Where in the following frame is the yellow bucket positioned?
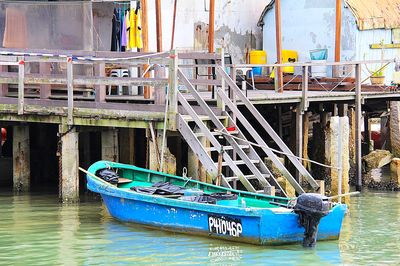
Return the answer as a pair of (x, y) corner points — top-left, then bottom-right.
(249, 50), (267, 76)
(282, 50), (297, 73)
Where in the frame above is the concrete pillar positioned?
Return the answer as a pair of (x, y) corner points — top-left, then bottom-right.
(119, 128), (135, 164)
(390, 101), (400, 157)
(13, 125), (30, 192)
(348, 108), (356, 169)
(148, 128), (176, 174)
(302, 112), (310, 170)
(59, 125), (79, 202)
(330, 116), (350, 205)
(310, 112), (330, 185)
(101, 129), (119, 162)
(188, 128), (207, 182)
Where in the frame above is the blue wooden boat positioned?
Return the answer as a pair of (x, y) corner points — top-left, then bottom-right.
(85, 161), (347, 246)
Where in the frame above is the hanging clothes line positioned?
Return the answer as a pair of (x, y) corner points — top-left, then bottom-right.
(111, 1), (143, 52)
(0, 50), (169, 62)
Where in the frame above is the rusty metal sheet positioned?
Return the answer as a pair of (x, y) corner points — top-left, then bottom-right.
(346, 0), (400, 30)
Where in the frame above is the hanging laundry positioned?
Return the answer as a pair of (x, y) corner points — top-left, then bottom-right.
(135, 5), (143, 49)
(111, 8), (121, 51)
(120, 7), (125, 51)
(125, 10), (130, 50)
(129, 4), (143, 49)
(120, 8), (127, 51)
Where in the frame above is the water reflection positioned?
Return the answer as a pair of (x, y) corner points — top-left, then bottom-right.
(0, 191), (400, 265)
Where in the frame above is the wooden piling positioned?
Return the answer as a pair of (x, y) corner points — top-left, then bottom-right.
(13, 125), (30, 192)
(355, 64), (362, 191)
(59, 124), (79, 202)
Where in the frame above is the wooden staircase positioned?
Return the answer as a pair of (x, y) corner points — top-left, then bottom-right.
(176, 67), (320, 196)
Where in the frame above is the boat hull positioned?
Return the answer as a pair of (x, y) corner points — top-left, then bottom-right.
(87, 170), (347, 246)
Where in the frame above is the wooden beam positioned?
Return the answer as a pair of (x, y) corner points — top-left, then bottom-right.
(67, 59), (74, 125)
(335, 0), (341, 62)
(94, 63), (106, 102)
(141, 0), (149, 52)
(170, 0), (178, 50)
(17, 58), (24, 115)
(208, 0), (215, 53)
(275, 0), (283, 92)
(355, 64), (362, 191)
(155, 0), (162, 52)
(39, 63), (51, 99)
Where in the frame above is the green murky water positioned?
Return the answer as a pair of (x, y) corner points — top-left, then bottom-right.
(0, 191), (399, 265)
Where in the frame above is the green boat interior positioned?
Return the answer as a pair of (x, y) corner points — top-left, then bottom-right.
(98, 166), (290, 209)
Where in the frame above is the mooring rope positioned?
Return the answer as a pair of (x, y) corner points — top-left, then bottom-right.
(214, 129), (342, 170)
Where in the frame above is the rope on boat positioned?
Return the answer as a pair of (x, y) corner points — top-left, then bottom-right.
(214, 129), (341, 170)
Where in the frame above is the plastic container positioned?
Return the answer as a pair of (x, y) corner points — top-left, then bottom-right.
(249, 50), (267, 76)
(282, 50), (298, 73)
(311, 59), (328, 78)
(310, 49), (328, 60)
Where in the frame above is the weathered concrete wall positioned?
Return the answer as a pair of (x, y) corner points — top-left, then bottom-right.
(101, 129), (119, 162)
(330, 116), (350, 204)
(13, 125), (30, 192)
(390, 101), (400, 157)
(59, 125), (79, 202)
(262, 0), (357, 65)
(147, 0), (269, 62)
(93, 0), (269, 63)
(355, 28), (399, 84)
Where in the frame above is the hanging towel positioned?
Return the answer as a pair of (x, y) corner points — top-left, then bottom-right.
(111, 8), (121, 51)
(121, 10), (127, 49)
(129, 6), (143, 49)
(135, 6), (143, 49)
(129, 8), (136, 49)
(125, 10), (130, 50)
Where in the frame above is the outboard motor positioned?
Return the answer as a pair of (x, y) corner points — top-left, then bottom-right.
(294, 193), (330, 248)
(96, 169), (119, 184)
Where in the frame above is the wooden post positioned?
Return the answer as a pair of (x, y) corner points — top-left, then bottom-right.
(355, 64), (362, 191)
(301, 66), (309, 112)
(142, 0), (150, 99)
(275, 0), (283, 93)
(155, 0), (162, 52)
(94, 63), (106, 102)
(141, 0), (149, 52)
(302, 112), (310, 169)
(154, 64), (166, 105)
(0, 65), (8, 97)
(208, 0), (215, 53)
(59, 124), (79, 202)
(170, 0), (178, 50)
(296, 104), (303, 182)
(39, 62), (51, 99)
(13, 125), (30, 192)
(364, 112), (370, 154)
(17, 57), (25, 115)
(335, 0), (342, 63)
(168, 50), (178, 130)
(67, 58), (74, 125)
(216, 147), (223, 186)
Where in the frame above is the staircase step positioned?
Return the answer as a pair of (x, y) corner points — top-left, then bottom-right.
(225, 174), (269, 182)
(181, 115), (227, 122)
(215, 159), (260, 167)
(206, 145), (250, 152)
(194, 130), (239, 137)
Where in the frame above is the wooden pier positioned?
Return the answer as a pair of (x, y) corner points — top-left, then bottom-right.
(0, 48), (398, 201)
